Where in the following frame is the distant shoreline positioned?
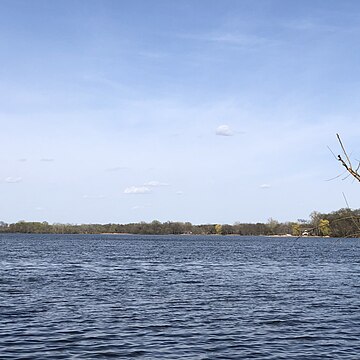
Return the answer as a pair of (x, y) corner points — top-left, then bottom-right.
(0, 232), (335, 239)
(1, 208), (357, 237)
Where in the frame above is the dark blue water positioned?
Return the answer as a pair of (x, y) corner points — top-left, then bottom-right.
(1, 234), (360, 359)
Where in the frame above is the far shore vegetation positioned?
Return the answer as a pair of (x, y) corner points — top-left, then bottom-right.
(1, 207), (360, 237)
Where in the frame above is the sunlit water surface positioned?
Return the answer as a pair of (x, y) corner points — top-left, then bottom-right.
(1, 234), (360, 359)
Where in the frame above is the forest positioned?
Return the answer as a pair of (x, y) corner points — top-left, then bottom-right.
(1, 207), (360, 237)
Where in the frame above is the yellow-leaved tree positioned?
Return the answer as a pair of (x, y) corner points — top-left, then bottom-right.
(215, 224), (223, 235)
(319, 219), (331, 237)
(292, 223), (301, 236)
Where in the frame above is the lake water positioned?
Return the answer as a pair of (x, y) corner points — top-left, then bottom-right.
(1, 234), (360, 359)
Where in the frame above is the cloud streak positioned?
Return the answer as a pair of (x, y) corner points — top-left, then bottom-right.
(106, 166), (129, 172)
(144, 181), (169, 187)
(4, 177), (23, 183)
(180, 32), (273, 48)
(82, 194), (106, 199)
(285, 19), (348, 33)
(124, 181), (169, 195)
(124, 186), (151, 194)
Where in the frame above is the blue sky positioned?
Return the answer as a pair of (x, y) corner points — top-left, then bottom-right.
(2, 0), (360, 225)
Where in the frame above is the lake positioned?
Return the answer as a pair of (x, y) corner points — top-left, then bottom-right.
(1, 234), (360, 359)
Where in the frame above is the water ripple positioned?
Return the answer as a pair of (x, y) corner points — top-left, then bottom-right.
(1, 234), (360, 359)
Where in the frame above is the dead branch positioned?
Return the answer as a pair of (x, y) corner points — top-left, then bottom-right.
(336, 133), (360, 182)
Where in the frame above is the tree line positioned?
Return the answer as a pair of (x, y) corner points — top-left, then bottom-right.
(1, 207), (360, 237)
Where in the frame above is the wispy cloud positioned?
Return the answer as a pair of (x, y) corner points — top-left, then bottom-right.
(208, 33), (266, 46)
(106, 166), (129, 172)
(4, 176), (23, 183)
(82, 194), (106, 199)
(180, 32), (274, 48)
(285, 19), (345, 33)
(81, 74), (128, 91)
(124, 181), (169, 196)
(216, 125), (234, 136)
(40, 158), (55, 162)
(144, 181), (169, 187)
(138, 50), (167, 59)
(132, 205), (145, 210)
(124, 186), (151, 194)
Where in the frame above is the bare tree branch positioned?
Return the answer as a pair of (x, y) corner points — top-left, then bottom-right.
(336, 133), (360, 182)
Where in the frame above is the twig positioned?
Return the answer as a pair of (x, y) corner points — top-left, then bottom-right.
(336, 133), (360, 182)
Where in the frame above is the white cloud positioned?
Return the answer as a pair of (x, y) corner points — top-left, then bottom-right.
(216, 125), (234, 136)
(132, 205), (145, 210)
(40, 158), (55, 162)
(4, 177), (23, 183)
(124, 186), (151, 194)
(144, 181), (169, 187)
(176, 191), (184, 195)
(259, 184), (271, 189)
